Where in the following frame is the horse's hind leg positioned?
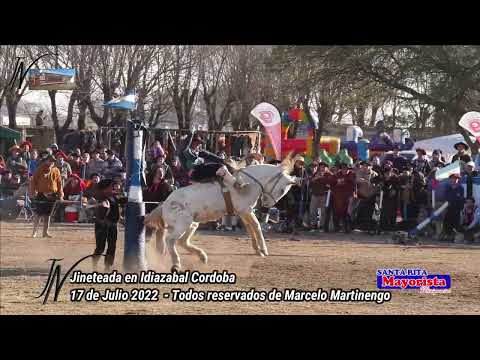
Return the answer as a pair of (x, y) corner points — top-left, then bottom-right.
(240, 215), (260, 253)
(178, 223), (208, 264)
(165, 227), (184, 272)
(155, 228), (167, 256)
(240, 212), (267, 256)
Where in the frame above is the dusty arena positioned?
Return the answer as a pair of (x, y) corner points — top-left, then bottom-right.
(1, 220), (479, 315)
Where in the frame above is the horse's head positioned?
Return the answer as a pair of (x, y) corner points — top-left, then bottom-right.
(260, 153), (302, 208)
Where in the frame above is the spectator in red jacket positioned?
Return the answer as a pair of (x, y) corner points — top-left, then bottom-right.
(331, 163), (356, 232)
(63, 174), (87, 199)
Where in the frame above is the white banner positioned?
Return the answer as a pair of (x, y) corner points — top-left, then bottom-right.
(251, 102), (281, 160)
(458, 111), (480, 141)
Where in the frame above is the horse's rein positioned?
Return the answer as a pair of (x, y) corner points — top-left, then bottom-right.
(237, 168), (284, 204)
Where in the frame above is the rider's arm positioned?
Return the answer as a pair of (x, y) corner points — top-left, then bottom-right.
(198, 150), (225, 164)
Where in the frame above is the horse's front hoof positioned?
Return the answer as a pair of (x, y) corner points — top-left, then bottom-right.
(256, 249), (268, 257)
(171, 265), (181, 273)
(200, 253), (208, 264)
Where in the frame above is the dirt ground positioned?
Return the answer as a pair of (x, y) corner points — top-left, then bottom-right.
(1, 220), (479, 315)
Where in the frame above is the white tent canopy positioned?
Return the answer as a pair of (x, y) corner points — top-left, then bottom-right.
(413, 133), (475, 163)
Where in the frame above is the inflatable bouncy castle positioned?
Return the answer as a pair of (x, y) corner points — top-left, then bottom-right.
(261, 108), (343, 163)
(368, 121), (414, 154)
(340, 125), (369, 161)
(339, 122), (414, 162)
(261, 110), (414, 164)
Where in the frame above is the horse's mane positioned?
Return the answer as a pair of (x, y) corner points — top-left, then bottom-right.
(225, 158), (245, 171)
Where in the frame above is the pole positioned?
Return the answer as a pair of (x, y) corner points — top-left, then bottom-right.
(123, 115), (147, 272)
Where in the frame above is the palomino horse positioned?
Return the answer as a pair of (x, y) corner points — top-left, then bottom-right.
(144, 153), (302, 272)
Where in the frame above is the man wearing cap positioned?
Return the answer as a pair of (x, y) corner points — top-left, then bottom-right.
(50, 144), (59, 156)
(452, 142), (471, 164)
(180, 132), (248, 189)
(151, 152), (174, 186)
(442, 173), (465, 242)
(104, 150), (123, 179)
(7, 145), (27, 176)
(29, 155), (63, 238)
(309, 162), (335, 230)
(88, 150), (106, 178)
(356, 161), (379, 198)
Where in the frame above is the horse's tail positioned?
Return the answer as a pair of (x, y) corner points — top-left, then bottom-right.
(144, 204), (167, 230)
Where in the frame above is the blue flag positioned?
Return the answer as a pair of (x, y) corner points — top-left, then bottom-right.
(103, 90), (136, 110)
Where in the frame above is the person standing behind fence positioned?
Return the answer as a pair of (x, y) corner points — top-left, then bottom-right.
(451, 142), (471, 164)
(462, 197), (480, 243)
(68, 153), (84, 177)
(378, 161), (400, 231)
(55, 152), (72, 187)
(88, 150), (106, 178)
(429, 149), (445, 169)
(442, 173), (465, 242)
(412, 148), (431, 175)
(29, 155), (63, 238)
(331, 163), (356, 232)
(463, 161), (478, 198)
(104, 150), (123, 179)
(143, 167), (174, 240)
(28, 150), (39, 177)
(308, 162), (334, 230)
(171, 156), (191, 188)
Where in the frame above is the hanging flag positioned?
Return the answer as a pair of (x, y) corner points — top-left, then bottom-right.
(435, 160), (461, 181)
(458, 111), (480, 143)
(104, 90), (137, 110)
(251, 102), (282, 161)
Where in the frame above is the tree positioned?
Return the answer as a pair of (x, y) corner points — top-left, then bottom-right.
(167, 45), (202, 130)
(199, 46), (229, 130)
(0, 46), (38, 129)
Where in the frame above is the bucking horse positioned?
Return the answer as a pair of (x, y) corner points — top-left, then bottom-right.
(144, 152), (302, 272)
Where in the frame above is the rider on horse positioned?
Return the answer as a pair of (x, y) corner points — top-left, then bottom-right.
(179, 132), (248, 189)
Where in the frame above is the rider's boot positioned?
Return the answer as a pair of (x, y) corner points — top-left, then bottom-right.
(216, 166), (249, 189)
